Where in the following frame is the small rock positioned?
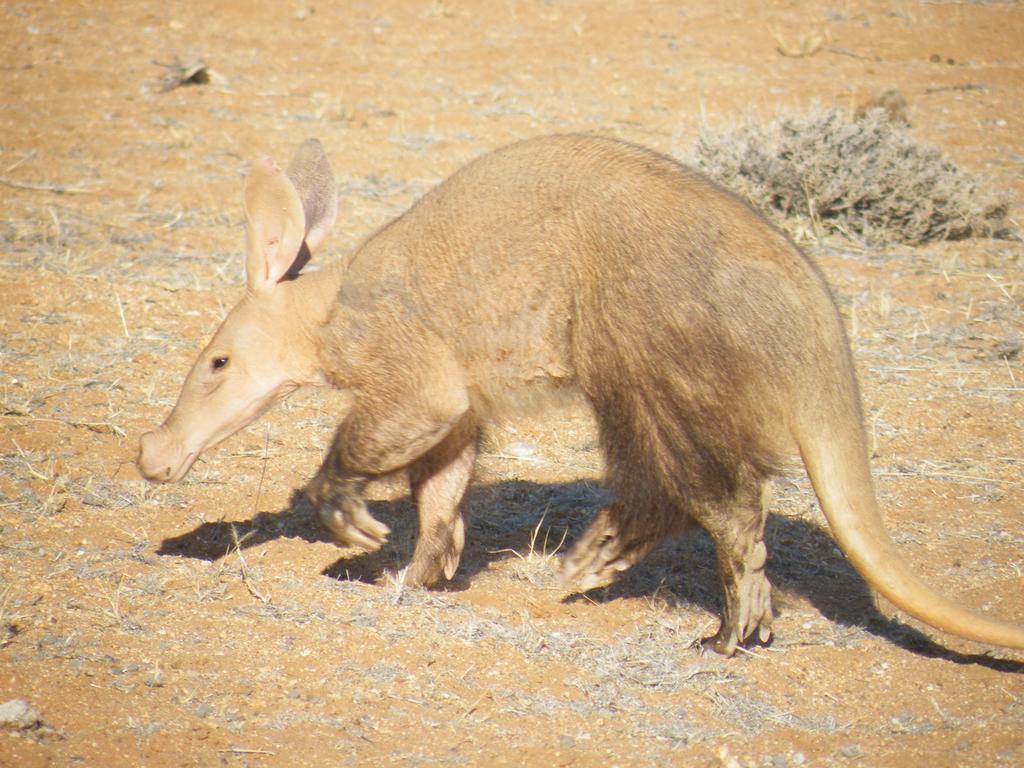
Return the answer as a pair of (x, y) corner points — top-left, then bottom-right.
(0, 699), (42, 731)
(505, 441), (537, 459)
(840, 744), (864, 759)
(715, 746), (741, 768)
(559, 735), (576, 749)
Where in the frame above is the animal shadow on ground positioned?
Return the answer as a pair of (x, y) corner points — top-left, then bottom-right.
(157, 479), (1022, 671)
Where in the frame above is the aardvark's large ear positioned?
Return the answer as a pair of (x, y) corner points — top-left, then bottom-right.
(286, 138), (338, 253)
(244, 156), (307, 294)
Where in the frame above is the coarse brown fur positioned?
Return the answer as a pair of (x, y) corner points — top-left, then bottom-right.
(141, 134), (1024, 656)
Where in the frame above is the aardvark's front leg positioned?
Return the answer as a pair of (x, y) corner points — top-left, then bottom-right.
(306, 470), (389, 551)
(305, 363), (472, 578)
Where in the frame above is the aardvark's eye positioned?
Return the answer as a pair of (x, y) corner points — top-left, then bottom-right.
(211, 356), (230, 371)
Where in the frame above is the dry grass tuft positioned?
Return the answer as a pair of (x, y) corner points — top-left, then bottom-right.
(695, 107), (1014, 246)
(492, 512), (569, 588)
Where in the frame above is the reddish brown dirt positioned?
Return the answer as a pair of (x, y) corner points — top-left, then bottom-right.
(2, 2), (1023, 766)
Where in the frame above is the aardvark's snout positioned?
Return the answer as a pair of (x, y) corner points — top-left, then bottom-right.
(137, 429), (197, 483)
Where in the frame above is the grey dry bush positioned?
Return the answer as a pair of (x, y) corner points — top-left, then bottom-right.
(695, 107), (1013, 246)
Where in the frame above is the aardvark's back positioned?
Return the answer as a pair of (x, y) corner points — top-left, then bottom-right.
(326, 133), (844, 431)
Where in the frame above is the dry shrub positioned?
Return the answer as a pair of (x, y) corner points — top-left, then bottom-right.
(695, 107), (1014, 246)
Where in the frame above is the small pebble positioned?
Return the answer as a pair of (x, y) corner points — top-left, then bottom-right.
(840, 744), (865, 759)
(0, 699), (41, 731)
(505, 441), (537, 458)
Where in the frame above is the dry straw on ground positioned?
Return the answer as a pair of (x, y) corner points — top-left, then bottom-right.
(695, 107), (1014, 247)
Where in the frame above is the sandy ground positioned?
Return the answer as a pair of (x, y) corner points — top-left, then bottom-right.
(1, 1), (1023, 766)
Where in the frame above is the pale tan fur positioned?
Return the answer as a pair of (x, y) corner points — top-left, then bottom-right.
(141, 135), (1024, 656)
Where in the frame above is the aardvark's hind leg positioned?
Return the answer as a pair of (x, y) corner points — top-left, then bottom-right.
(560, 505), (662, 591)
(699, 478), (774, 656)
(560, 428), (686, 592)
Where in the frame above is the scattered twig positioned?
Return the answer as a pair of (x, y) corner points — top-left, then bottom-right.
(481, 452), (601, 473)
(113, 292), (130, 339)
(772, 25), (826, 58)
(0, 177), (102, 195)
(924, 83), (986, 95)
(876, 468), (1003, 485)
(1, 409), (126, 437)
(253, 425), (271, 515)
(3, 151), (36, 174)
(487, 452), (545, 464)
(460, 693), (487, 721)
(230, 524), (270, 604)
(822, 46), (877, 61)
